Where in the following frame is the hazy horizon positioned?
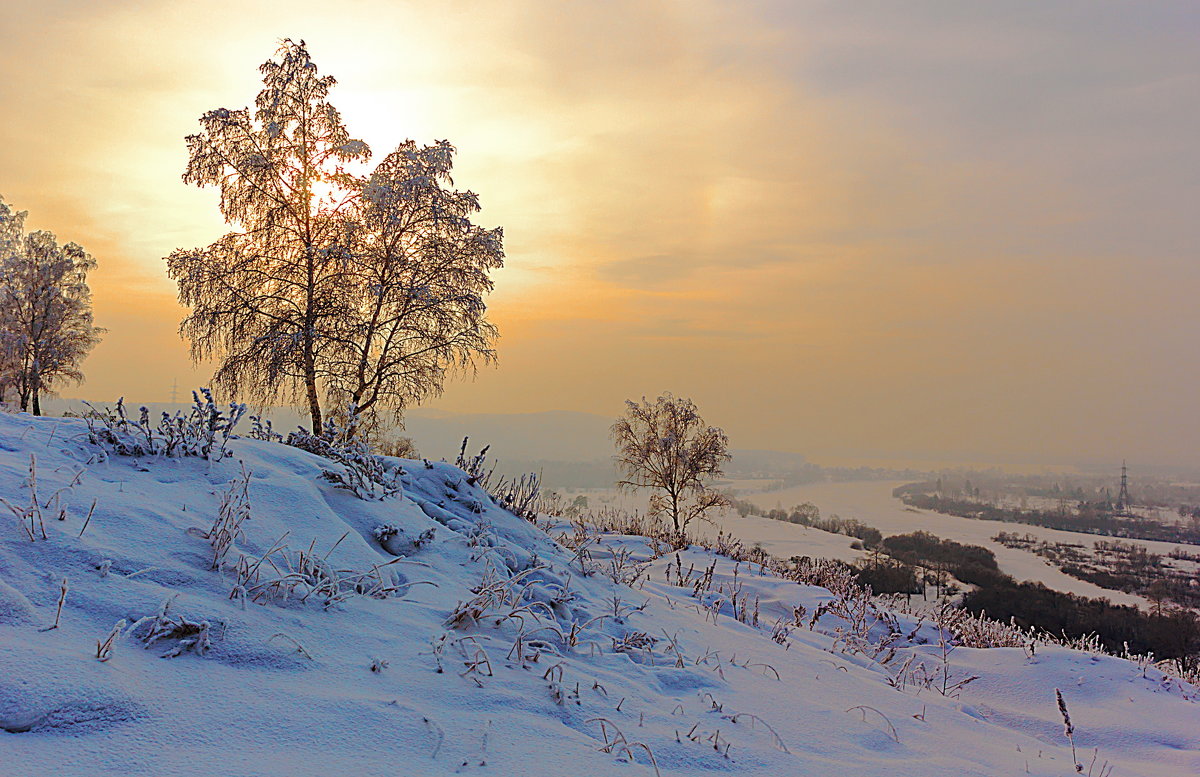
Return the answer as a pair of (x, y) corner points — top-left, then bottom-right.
(2, 1), (1197, 467)
(39, 393), (1179, 479)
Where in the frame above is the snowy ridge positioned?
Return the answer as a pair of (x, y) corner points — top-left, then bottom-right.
(1, 412), (1197, 776)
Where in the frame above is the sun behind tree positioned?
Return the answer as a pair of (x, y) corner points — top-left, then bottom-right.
(167, 39), (503, 435)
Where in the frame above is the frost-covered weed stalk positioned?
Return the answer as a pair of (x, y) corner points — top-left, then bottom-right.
(83, 389), (245, 461)
(190, 463), (252, 569)
(1, 454), (47, 540)
(286, 409), (401, 500)
(130, 596), (212, 658)
(1, 451), (84, 541)
(456, 437), (542, 521)
(95, 619), (126, 662)
(1054, 689), (1115, 776)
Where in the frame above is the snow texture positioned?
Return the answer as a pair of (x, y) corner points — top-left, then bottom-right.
(1, 412), (1197, 776)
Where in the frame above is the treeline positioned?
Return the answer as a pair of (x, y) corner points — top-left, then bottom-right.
(963, 582), (1200, 666)
(909, 472), (1200, 513)
(850, 531), (1007, 597)
(731, 498), (883, 547)
(882, 530), (1200, 665)
(736, 499), (1004, 594)
(752, 495), (1200, 664)
(740, 464), (929, 489)
(879, 531), (1007, 588)
(995, 532), (1200, 611)
(896, 490), (1200, 545)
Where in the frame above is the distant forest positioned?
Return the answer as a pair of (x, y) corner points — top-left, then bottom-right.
(741, 495), (1200, 666)
(895, 486), (1200, 546)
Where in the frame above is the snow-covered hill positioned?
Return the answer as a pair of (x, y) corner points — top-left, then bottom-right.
(1, 411), (1197, 776)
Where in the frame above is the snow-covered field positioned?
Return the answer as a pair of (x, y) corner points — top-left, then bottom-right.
(575, 479), (1192, 609)
(740, 481), (1200, 609)
(3, 412), (1198, 776)
(565, 489), (868, 565)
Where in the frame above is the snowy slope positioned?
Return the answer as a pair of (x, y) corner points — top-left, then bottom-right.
(1, 412), (1197, 777)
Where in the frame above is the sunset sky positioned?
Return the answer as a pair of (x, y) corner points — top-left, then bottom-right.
(0, 1), (1197, 466)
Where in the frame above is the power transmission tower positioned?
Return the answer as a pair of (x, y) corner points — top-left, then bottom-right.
(169, 379), (179, 405)
(1116, 460), (1131, 513)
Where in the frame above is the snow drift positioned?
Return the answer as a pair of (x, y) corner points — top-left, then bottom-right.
(1, 411), (1197, 776)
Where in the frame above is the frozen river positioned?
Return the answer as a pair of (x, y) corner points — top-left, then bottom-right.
(737, 480), (1185, 608)
(572, 480), (1181, 608)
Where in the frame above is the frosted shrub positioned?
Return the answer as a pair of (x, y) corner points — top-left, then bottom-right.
(83, 389), (245, 461)
(286, 410), (400, 500)
(373, 524), (435, 556)
(130, 596), (212, 658)
(456, 438), (495, 488)
(455, 437), (541, 520)
(247, 414), (281, 442)
(492, 472), (541, 521)
(374, 524), (400, 544)
(188, 464), (252, 570)
(444, 565), (554, 630)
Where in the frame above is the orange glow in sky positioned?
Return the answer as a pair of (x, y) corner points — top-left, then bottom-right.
(0, 0), (1197, 465)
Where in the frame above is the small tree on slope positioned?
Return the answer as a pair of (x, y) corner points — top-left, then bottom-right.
(611, 393), (731, 534)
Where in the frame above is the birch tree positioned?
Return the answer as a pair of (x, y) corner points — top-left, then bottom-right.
(0, 196), (23, 404)
(0, 196), (103, 414)
(168, 40), (503, 434)
(611, 393), (732, 534)
(325, 140), (503, 423)
(167, 39), (370, 432)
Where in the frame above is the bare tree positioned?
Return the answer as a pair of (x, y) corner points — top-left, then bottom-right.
(325, 140), (503, 425)
(0, 196), (103, 414)
(611, 393), (731, 534)
(167, 39), (370, 432)
(168, 41), (503, 435)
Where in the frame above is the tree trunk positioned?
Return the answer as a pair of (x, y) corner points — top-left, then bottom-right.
(305, 368), (322, 434)
(670, 490), (680, 534)
(32, 387), (40, 416)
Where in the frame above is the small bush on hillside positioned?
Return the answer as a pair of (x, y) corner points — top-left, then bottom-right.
(83, 389), (245, 461)
(286, 409), (400, 500)
(455, 437), (541, 521)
